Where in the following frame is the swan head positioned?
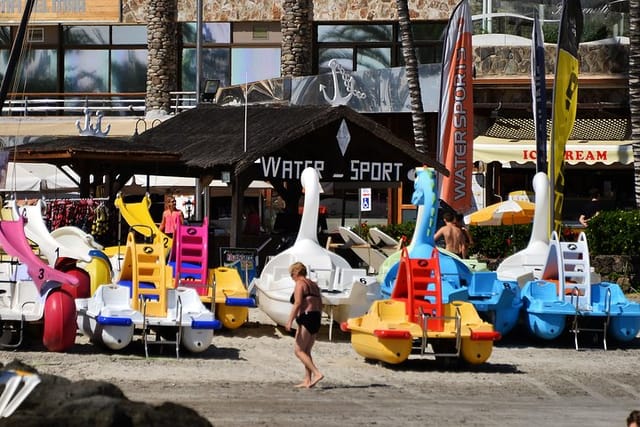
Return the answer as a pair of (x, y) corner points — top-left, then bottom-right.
(300, 167), (320, 190)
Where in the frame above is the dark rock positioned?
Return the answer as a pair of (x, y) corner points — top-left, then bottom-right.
(0, 361), (212, 427)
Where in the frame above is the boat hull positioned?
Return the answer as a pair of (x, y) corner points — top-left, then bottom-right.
(255, 283), (296, 328)
(76, 285), (220, 353)
(345, 300), (499, 366)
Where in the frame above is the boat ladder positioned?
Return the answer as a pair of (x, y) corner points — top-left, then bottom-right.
(140, 294), (183, 359)
(173, 219), (210, 300)
(558, 234), (591, 310)
(418, 305), (462, 358)
(569, 287), (611, 351)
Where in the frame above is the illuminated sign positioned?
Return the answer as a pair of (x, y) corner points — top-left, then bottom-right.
(0, 0), (120, 22)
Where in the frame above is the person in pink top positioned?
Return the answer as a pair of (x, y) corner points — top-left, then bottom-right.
(159, 196), (184, 237)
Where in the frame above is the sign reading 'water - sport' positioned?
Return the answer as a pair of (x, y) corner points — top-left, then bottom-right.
(259, 156), (405, 182)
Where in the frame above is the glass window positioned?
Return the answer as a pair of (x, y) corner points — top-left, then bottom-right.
(64, 49), (109, 92)
(231, 47), (280, 85)
(112, 26), (147, 45)
(111, 49), (147, 92)
(397, 45), (442, 65)
(182, 23), (231, 44)
(0, 50), (7, 81)
(182, 47), (230, 91)
(406, 23), (447, 41)
(18, 49), (58, 92)
(0, 26), (10, 46)
(318, 48), (352, 74)
(317, 24), (392, 42)
(356, 47), (390, 71)
(63, 26), (109, 45)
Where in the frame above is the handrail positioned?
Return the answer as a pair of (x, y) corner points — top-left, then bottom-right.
(1, 92), (199, 116)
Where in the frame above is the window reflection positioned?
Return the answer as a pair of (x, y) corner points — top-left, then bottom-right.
(318, 24), (392, 42)
(316, 23), (444, 72)
(231, 47), (280, 85)
(0, 51), (7, 81)
(182, 23), (231, 44)
(64, 26), (109, 45)
(470, 0), (628, 41)
(111, 50), (147, 92)
(356, 47), (390, 71)
(12, 50), (57, 92)
(182, 47), (230, 91)
(318, 48), (352, 74)
(64, 49), (108, 92)
(0, 26), (10, 46)
(113, 26), (147, 44)
(397, 46), (442, 65)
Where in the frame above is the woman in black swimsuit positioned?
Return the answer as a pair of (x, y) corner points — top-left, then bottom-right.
(286, 262), (324, 388)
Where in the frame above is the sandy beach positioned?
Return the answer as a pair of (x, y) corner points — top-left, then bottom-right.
(1, 308), (639, 426)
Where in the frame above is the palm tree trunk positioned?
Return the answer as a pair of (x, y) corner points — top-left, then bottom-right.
(145, 0), (178, 116)
(281, 0), (313, 77)
(630, 0), (640, 208)
(396, 0), (428, 154)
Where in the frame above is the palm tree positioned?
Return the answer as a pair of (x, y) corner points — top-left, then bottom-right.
(630, 0), (640, 208)
(395, 0), (428, 154)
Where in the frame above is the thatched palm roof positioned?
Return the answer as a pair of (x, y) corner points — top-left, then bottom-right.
(133, 104), (446, 177)
(6, 135), (177, 162)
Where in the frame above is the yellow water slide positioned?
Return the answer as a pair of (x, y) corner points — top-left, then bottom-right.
(105, 194), (172, 258)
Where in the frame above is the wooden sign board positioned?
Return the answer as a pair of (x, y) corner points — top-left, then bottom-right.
(0, 0), (120, 22)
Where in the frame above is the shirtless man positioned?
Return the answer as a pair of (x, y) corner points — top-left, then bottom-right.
(434, 211), (466, 258)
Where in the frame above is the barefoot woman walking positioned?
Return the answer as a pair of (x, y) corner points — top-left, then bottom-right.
(286, 262), (324, 388)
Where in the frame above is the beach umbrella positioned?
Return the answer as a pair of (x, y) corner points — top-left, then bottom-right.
(465, 199), (535, 226)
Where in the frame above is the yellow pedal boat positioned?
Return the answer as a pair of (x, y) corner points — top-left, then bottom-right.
(342, 247), (500, 365)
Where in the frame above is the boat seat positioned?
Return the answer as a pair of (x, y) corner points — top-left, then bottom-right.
(529, 280), (558, 302)
(310, 268), (333, 290)
(272, 266), (291, 281)
(376, 300), (408, 323)
(468, 272), (498, 297)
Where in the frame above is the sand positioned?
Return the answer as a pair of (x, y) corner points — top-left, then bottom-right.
(1, 308), (639, 426)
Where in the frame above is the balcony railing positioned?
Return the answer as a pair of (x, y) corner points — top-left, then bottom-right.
(1, 92), (199, 117)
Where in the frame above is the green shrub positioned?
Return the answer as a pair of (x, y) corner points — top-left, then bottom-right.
(584, 209), (640, 256)
(375, 222), (416, 245)
(372, 222), (533, 259)
(468, 224), (532, 258)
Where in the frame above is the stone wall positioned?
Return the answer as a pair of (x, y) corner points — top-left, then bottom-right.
(592, 255), (640, 292)
(121, 0), (458, 23)
(474, 42), (629, 77)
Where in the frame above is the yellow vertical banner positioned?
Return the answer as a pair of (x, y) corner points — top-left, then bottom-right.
(549, 0), (583, 234)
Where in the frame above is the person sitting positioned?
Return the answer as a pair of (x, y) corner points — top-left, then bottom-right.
(434, 211), (466, 258)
